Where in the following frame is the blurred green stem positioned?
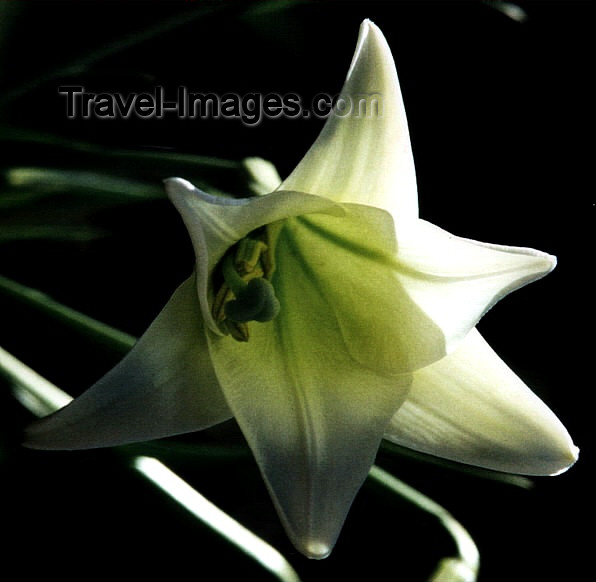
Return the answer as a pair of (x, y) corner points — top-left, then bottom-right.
(369, 465), (480, 582)
(0, 344), (72, 416)
(0, 275), (135, 354)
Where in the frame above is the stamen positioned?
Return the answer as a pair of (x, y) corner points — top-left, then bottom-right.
(212, 231), (281, 342)
(221, 254), (280, 324)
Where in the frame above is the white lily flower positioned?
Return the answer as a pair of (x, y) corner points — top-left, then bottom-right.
(25, 20), (577, 559)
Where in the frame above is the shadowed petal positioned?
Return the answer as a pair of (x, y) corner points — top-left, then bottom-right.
(385, 328), (578, 476)
(396, 220), (556, 353)
(164, 178), (342, 334)
(280, 20), (418, 222)
(25, 275), (232, 449)
(208, 306), (411, 558)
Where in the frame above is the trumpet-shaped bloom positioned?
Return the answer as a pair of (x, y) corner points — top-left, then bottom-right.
(25, 20), (577, 559)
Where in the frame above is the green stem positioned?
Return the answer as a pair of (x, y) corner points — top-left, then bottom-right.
(369, 465), (480, 582)
(0, 275), (135, 354)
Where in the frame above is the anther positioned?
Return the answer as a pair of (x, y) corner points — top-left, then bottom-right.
(221, 253), (280, 324)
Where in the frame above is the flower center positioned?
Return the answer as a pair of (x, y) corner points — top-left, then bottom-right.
(212, 229), (280, 342)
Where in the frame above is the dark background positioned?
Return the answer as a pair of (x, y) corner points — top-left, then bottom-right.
(0, 2), (593, 580)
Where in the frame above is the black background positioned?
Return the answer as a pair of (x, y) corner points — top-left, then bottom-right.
(0, 2), (593, 580)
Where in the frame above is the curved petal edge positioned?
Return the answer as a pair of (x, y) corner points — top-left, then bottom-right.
(24, 276), (232, 450)
(384, 328), (578, 476)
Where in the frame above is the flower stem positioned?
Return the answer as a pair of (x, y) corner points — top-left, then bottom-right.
(369, 465), (480, 582)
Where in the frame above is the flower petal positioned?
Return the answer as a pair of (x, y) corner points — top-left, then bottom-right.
(164, 178), (342, 334)
(384, 328), (578, 476)
(206, 209), (417, 557)
(280, 20), (418, 222)
(208, 323), (411, 559)
(274, 206), (446, 374)
(25, 275), (232, 449)
(396, 219), (556, 354)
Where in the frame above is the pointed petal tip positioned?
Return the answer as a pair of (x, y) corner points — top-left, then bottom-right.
(357, 18), (382, 44)
(386, 329), (579, 478)
(163, 176), (190, 187)
(283, 528), (334, 559)
(163, 176), (195, 197)
(360, 19), (391, 48)
(21, 409), (96, 451)
(535, 249), (557, 277)
(505, 246), (557, 294)
(490, 413), (579, 477)
(164, 177), (202, 209)
(356, 18), (374, 41)
(348, 18), (393, 83)
(547, 442), (579, 477)
(300, 540), (333, 560)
